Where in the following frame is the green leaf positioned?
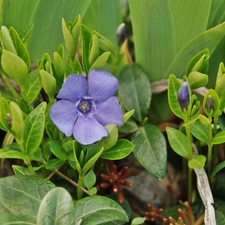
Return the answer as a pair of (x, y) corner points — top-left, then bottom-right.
(0, 148), (28, 160)
(12, 165), (34, 176)
(185, 49), (209, 75)
(129, 0), (176, 81)
(9, 26), (30, 69)
(119, 118), (138, 134)
(0, 97), (10, 131)
(131, 217), (146, 225)
(215, 62), (225, 98)
(23, 102), (46, 154)
(97, 124), (118, 151)
(0, 214), (36, 225)
(1, 49), (28, 86)
(39, 70), (56, 98)
(167, 74), (183, 119)
(37, 187), (75, 225)
(53, 50), (64, 92)
(0, 175), (55, 216)
(21, 70), (42, 103)
(188, 71), (208, 89)
(166, 127), (191, 159)
(81, 24), (92, 74)
(190, 120), (208, 142)
(46, 159), (65, 169)
(47, 140), (68, 160)
(211, 160), (225, 177)
(74, 196), (129, 224)
(101, 139), (134, 160)
(132, 124), (167, 179)
(84, 169), (96, 190)
(90, 51), (111, 70)
(89, 33), (99, 66)
(10, 101), (24, 142)
(212, 131), (225, 145)
(188, 155), (206, 169)
(120, 109), (135, 126)
(118, 63), (151, 122)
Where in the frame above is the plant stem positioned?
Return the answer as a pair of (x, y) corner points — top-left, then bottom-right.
(53, 169), (90, 196)
(207, 121), (213, 177)
(188, 165), (193, 203)
(1, 73), (20, 102)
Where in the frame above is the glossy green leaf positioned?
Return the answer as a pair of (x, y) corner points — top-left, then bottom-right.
(132, 124), (167, 179)
(12, 165), (34, 176)
(215, 62), (225, 97)
(101, 139), (134, 160)
(119, 118), (138, 134)
(129, 0), (176, 81)
(212, 131), (225, 145)
(23, 102), (46, 154)
(0, 214), (36, 225)
(65, 57), (82, 76)
(185, 49), (209, 75)
(90, 51), (111, 70)
(0, 148), (28, 160)
(37, 187), (75, 225)
(211, 160), (225, 177)
(89, 33), (99, 66)
(39, 70), (56, 98)
(9, 26), (30, 69)
(131, 217), (146, 225)
(1, 49), (28, 86)
(84, 169), (96, 190)
(118, 63), (151, 122)
(74, 196), (129, 224)
(0, 175), (55, 216)
(46, 159), (65, 169)
(97, 124), (118, 151)
(48, 140), (68, 160)
(81, 24), (91, 74)
(10, 101), (24, 142)
(188, 155), (206, 169)
(53, 50), (64, 92)
(166, 127), (191, 159)
(188, 71), (208, 89)
(120, 109), (135, 126)
(21, 70), (42, 103)
(190, 120), (209, 142)
(167, 74), (183, 119)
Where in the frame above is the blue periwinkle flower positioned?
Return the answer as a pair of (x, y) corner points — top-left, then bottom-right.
(50, 70), (123, 145)
(178, 82), (190, 109)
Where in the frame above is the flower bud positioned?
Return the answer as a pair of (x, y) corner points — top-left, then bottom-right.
(178, 82), (190, 109)
(205, 95), (214, 113)
(116, 23), (127, 45)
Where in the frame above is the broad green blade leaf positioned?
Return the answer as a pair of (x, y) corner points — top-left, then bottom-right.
(211, 160), (225, 177)
(0, 214), (36, 225)
(101, 139), (134, 160)
(37, 187), (75, 225)
(167, 74), (183, 119)
(129, 0), (176, 81)
(212, 130), (225, 145)
(82, 0), (122, 47)
(132, 124), (167, 179)
(84, 170), (96, 190)
(0, 175), (55, 216)
(169, 0), (211, 51)
(74, 196), (129, 224)
(190, 120), (209, 143)
(1, 49), (28, 86)
(118, 63), (152, 122)
(188, 155), (206, 169)
(46, 159), (65, 169)
(166, 22), (225, 78)
(166, 127), (191, 159)
(0, 148), (28, 160)
(21, 70), (42, 103)
(23, 102), (46, 154)
(47, 140), (68, 161)
(90, 51), (111, 70)
(0, 0), (92, 62)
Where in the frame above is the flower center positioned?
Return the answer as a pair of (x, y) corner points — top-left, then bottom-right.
(79, 101), (90, 113)
(77, 97), (95, 115)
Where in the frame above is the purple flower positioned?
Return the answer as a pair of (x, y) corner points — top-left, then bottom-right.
(50, 70), (123, 145)
(178, 82), (190, 109)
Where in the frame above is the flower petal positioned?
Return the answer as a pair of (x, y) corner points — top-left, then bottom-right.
(88, 70), (118, 102)
(57, 74), (88, 102)
(93, 96), (123, 126)
(73, 116), (108, 145)
(50, 100), (78, 136)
